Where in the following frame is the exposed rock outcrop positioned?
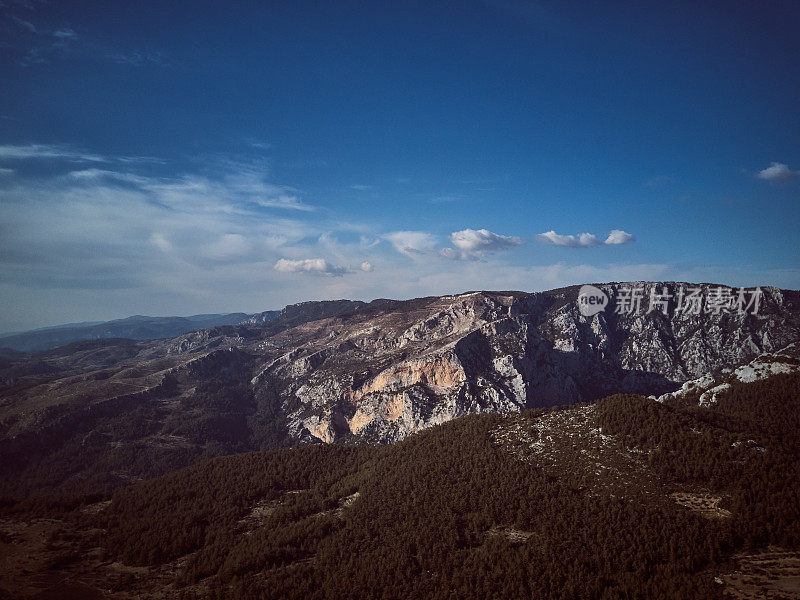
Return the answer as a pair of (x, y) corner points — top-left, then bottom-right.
(248, 283), (800, 443)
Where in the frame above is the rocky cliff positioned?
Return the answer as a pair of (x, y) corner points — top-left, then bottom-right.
(252, 283), (800, 443)
(1, 282), (799, 494)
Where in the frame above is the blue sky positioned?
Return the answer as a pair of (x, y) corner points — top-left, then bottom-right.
(1, 0), (798, 331)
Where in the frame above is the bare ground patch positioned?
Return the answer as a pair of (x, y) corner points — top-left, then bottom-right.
(485, 526), (534, 546)
(720, 547), (800, 599)
(670, 491), (732, 519)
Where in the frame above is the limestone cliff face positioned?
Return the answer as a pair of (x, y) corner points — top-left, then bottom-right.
(3, 283), (799, 455)
(247, 284), (800, 443)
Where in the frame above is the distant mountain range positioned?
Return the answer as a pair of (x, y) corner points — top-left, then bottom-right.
(0, 312), (280, 353)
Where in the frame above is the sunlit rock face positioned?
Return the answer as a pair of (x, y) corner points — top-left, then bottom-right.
(248, 284), (800, 443)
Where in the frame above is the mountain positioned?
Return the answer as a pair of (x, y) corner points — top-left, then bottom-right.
(1, 282), (799, 501)
(253, 283), (800, 444)
(0, 313), (257, 353)
(1, 368), (798, 599)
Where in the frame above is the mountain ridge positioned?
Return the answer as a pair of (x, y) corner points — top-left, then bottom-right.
(1, 281), (798, 498)
(0, 312), (263, 353)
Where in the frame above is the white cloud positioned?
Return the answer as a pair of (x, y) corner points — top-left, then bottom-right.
(445, 228), (523, 260)
(537, 230), (601, 247)
(360, 261), (373, 272)
(537, 229), (635, 247)
(604, 229), (636, 245)
(0, 152), (386, 327)
(274, 258), (347, 276)
(0, 159), (324, 303)
(384, 231), (438, 257)
(757, 162), (798, 182)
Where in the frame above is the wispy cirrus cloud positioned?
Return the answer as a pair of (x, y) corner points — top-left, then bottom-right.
(5, 9), (167, 68)
(537, 229), (636, 247)
(67, 168), (151, 184)
(4, 0), (40, 10)
(12, 16), (39, 33)
(383, 230), (438, 257)
(8, 13), (80, 65)
(0, 144), (165, 166)
(109, 49), (167, 66)
(0, 147), (385, 330)
(0, 143), (106, 162)
(52, 28), (77, 39)
(256, 195), (314, 212)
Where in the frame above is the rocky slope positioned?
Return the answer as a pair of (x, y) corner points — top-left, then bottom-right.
(252, 283), (800, 444)
(1, 282), (799, 495)
(656, 341), (800, 407)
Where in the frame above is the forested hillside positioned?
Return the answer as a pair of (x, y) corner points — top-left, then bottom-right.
(2, 372), (797, 599)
